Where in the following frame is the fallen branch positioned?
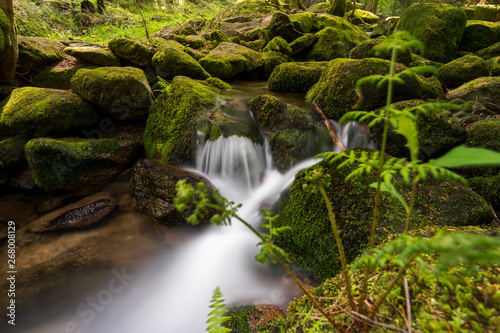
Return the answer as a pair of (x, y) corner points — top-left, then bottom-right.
(404, 276), (412, 333)
(311, 102), (347, 151)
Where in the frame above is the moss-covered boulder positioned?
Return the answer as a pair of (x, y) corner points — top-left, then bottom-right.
(352, 9), (379, 24)
(289, 33), (317, 55)
(25, 138), (141, 191)
(0, 6), (16, 83)
(437, 55), (489, 88)
(395, 3), (467, 63)
(464, 5), (500, 22)
(267, 12), (303, 43)
(263, 36), (292, 55)
(17, 36), (65, 73)
(476, 41), (500, 60)
(244, 27), (273, 43)
(371, 16), (399, 37)
(459, 20), (500, 53)
(468, 173), (500, 210)
(446, 76), (500, 112)
(31, 55), (98, 90)
(247, 94), (332, 172)
(210, 30), (230, 48)
(71, 67), (154, 121)
(107, 37), (153, 66)
(245, 39), (266, 51)
(0, 136), (28, 173)
(129, 158), (216, 223)
(307, 58), (443, 119)
(487, 56), (500, 75)
(274, 150), (494, 279)
(464, 119), (500, 177)
(199, 42), (263, 80)
(204, 77), (232, 90)
(260, 50), (293, 79)
(370, 100), (466, 160)
(185, 36), (206, 49)
(0, 87), (97, 138)
(64, 46), (120, 66)
(152, 46), (210, 80)
(267, 62), (327, 93)
(289, 12), (317, 33)
(349, 36), (412, 66)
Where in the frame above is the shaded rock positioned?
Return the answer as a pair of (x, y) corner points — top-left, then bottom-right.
(446, 76), (500, 112)
(0, 136), (28, 173)
(476, 41), (500, 60)
(210, 30), (230, 48)
(274, 149), (494, 279)
(0, 6), (16, 83)
(464, 119), (500, 177)
(267, 12), (303, 42)
(289, 33), (317, 55)
(267, 61), (327, 93)
(152, 45), (210, 80)
(31, 54), (98, 90)
(468, 173), (500, 210)
(396, 3), (467, 63)
(107, 37), (153, 66)
(263, 36), (292, 55)
(244, 27), (273, 43)
(307, 58), (443, 119)
(247, 94), (331, 172)
(438, 55), (489, 89)
(487, 56), (500, 75)
(25, 138), (141, 191)
(129, 159), (216, 224)
(350, 36), (412, 66)
(0, 87), (98, 138)
(371, 16), (399, 37)
(28, 192), (117, 232)
(64, 46), (120, 66)
(246, 39), (266, 51)
(71, 66), (154, 121)
(464, 5), (500, 22)
(260, 51), (293, 79)
(459, 20), (500, 53)
(199, 42), (263, 80)
(449, 99), (497, 124)
(17, 36), (65, 73)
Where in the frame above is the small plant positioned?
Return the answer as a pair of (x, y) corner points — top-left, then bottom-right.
(207, 287), (231, 333)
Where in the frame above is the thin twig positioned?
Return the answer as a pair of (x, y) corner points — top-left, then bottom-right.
(351, 311), (408, 333)
(404, 276), (412, 333)
(489, 202), (500, 224)
(311, 102), (347, 151)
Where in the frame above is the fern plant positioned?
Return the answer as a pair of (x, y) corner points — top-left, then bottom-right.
(206, 287), (231, 333)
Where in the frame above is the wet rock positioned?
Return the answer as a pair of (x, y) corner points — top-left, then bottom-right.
(71, 66), (154, 121)
(446, 76), (500, 112)
(64, 46), (120, 66)
(438, 55), (489, 89)
(130, 159), (216, 224)
(17, 36), (65, 73)
(0, 87), (98, 138)
(28, 192), (117, 232)
(25, 138), (141, 191)
(396, 3), (467, 63)
(107, 37), (153, 66)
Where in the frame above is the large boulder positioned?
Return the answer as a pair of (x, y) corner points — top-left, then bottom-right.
(71, 67), (154, 121)
(306, 58), (443, 119)
(267, 61), (327, 93)
(464, 119), (500, 177)
(129, 159), (216, 224)
(274, 150), (494, 279)
(64, 46), (120, 66)
(0, 6), (16, 83)
(464, 5), (500, 22)
(350, 37), (412, 66)
(107, 37), (153, 66)
(437, 55), (489, 88)
(459, 20), (500, 53)
(248, 94), (332, 172)
(0, 87), (98, 138)
(199, 42), (263, 80)
(446, 76), (500, 112)
(152, 45), (210, 80)
(25, 138), (141, 191)
(476, 41), (500, 60)
(396, 3), (467, 63)
(267, 12), (303, 43)
(371, 16), (399, 37)
(0, 136), (28, 173)
(17, 36), (65, 73)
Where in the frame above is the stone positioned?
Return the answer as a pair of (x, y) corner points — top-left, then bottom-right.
(64, 46), (120, 66)
(108, 37), (153, 66)
(17, 36), (65, 73)
(267, 61), (327, 93)
(437, 55), (489, 88)
(152, 46), (210, 80)
(446, 76), (500, 113)
(459, 20), (500, 53)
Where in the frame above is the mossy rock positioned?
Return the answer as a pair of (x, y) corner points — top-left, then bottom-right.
(152, 46), (210, 80)
(0, 9), (10, 59)
(185, 36), (206, 49)
(438, 55), (489, 89)
(464, 119), (500, 177)
(446, 76), (500, 113)
(487, 56), (500, 75)
(247, 94), (332, 172)
(289, 12), (317, 33)
(144, 76), (219, 165)
(410, 53), (444, 68)
(70, 67), (154, 121)
(468, 173), (500, 209)
(199, 42), (263, 80)
(223, 0), (277, 19)
(396, 3), (467, 63)
(267, 61), (327, 93)
(267, 12), (303, 43)
(204, 77), (231, 90)
(476, 41), (500, 60)
(371, 16), (399, 37)
(260, 50), (293, 79)
(224, 305), (285, 332)
(448, 99), (496, 124)
(63, 46), (120, 66)
(274, 149), (494, 279)
(17, 36), (65, 73)
(370, 100), (466, 161)
(464, 5), (500, 22)
(108, 37), (153, 66)
(209, 30), (230, 48)
(246, 39), (266, 51)
(307, 58), (443, 120)
(25, 137), (141, 191)
(459, 20), (500, 53)
(306, 2), (330, 13)
(0, 136), (28, 173)
(0, 87), (97, 138)
(263, 36), (292, 55)
(244, 27), (273, 43)
(352, 9), (379, 24)
(289, 33), (317, 55)
(349, 36), (412, 66)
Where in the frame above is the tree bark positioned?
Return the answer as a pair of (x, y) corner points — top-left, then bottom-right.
(0, 0), (17, 84)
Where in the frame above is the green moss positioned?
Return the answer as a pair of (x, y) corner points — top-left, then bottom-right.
(464, 119), (500, 177)
(63, 47), (120, 67)
(144, 76), (218, 165)
(204, 77), (231, 90)
(267, 61), (327, 93)
(224, 305), (257, 332)
(460, 20), (500, 53)
(396, 3), (467, 63)
(438, 55), (489, 88)
(245, 27), (273, 43)
(488, 56), (500, 76)
(185, 36), (206, 49)
(476, 41), (500, 60)
(349, 37), (412, 66)
(302, 27), (353, 60)
(446, 76), (500, 112)
(0, 87), (97, 138)
(0, 9), (10, 59)
(152, 46), (210, 80)
(289, 33), (317, 55)
(17, 36), (65, 72)
(372, 16), (399, 37)
(263, 36), (291, 55)
(0, 136), (28, 173)
(209, 30), (229, 48)
(246, 39), (266, 51)
(32, 58), (98, 90)
(464, 5), (500, 22)
(468, 173), (500, 209)
(268, 12), (303, 43)
(289, 12), (317, 33)
(274, 150), (493, 279)
(108, 37), (152, 66)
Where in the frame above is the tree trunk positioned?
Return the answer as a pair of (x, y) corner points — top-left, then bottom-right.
(0, 0), (17, 84)
(97, 0), (106, 13)
(365, 0), (373, 12)
(327, 0), (346, 17)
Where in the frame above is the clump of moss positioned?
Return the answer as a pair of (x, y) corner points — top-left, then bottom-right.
(108, 37), (152, 66)
(152, 46), (210, 80)
(260, 51), (293, 79)
(64, 47), (121, 67)
(459, 20), (500, 53)
(204, 77), (231, 90)
(0, 136), (29, 173)
(350, 36), (412, 66)
(267, 62), (327, 93)
(17, 36), (65, 72)
(263, 36), (292, 55)
(438, 55), (489, 88)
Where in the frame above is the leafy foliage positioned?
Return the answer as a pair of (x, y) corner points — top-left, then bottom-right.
(206, 287), (231, 333)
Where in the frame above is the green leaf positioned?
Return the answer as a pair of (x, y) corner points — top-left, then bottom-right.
(430, 145), (500, 168)
(394, 114), (419, 161)
(370, 181), (409, 214)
